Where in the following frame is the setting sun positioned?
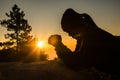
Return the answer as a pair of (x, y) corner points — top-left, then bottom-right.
(37, 41), (45, 48)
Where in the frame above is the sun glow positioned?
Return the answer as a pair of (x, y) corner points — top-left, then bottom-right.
(37, 41), (45, 48)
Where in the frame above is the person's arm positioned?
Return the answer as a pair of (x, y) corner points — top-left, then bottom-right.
(75, 37), (83, 53)
(48, 35), (84, 67)
(55, 42), (83, 67)
(48, 34), (73, 61)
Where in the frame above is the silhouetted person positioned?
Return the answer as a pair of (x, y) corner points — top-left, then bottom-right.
(48, 8), (120, 77)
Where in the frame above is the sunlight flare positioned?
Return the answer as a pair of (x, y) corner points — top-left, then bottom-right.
(37, 41), (45, 48)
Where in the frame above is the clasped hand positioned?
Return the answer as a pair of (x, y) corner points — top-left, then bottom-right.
(48, 34), (63, 47)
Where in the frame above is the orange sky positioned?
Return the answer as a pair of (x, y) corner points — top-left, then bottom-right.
(0, 0), (120, 60)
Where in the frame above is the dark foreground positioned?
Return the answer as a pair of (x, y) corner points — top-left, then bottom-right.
(0, 61), (118, 80)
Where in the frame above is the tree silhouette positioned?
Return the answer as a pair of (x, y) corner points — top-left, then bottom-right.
(0, 4), (32, 53)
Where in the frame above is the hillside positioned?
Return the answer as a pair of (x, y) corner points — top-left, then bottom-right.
(0, 61), (107, 80)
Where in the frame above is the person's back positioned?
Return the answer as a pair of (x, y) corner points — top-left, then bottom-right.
(79, 26), (120, 74)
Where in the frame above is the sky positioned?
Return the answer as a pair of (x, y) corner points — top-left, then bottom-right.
(0, 0), (120, 59)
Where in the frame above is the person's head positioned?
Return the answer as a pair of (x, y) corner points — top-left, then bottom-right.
(61, 8), (84, 37)
(61, 8), (97, 38)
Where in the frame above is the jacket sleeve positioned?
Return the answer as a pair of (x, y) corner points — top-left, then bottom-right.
(54, 39), (86, 68)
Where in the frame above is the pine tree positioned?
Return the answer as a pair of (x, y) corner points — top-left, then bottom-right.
(0, 4), (32, 53)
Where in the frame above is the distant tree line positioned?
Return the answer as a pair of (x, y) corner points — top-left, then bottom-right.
(0, 4), (48, 62)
